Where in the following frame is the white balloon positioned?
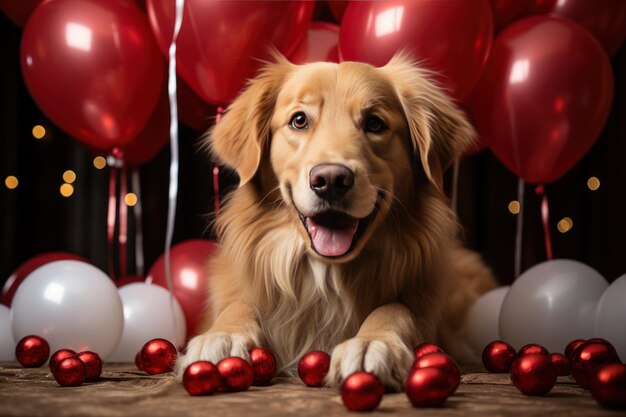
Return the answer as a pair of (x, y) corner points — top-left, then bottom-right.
(107, 283), (186, 362)
(0, 305), (16, 360)
(462, 286), (510, 357)
(596, 274), (626, 362)
(11, 260), (123, 360)
(500, 259), (608, 353)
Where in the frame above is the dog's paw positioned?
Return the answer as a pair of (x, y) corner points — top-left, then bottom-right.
(326, 336), (413, 391)
(175, 332), (256, 376)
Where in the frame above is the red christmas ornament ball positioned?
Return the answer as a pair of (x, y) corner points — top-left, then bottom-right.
(413, 343), (443, 360)
(135, 351), (144, 371)
(298, 350), (331, 387)
(49, 349), (76, 373)
(340, 372), (384, 412)
(75, 351), (102, 381)
(217, 357), (254, 392)
(411, 352), (460, 394)
(590, 363), (626, 409)
(15, 335), (50, 368)
(518, 344), (549, 357)
(52, 357), (87, 387)
(140, 338), (177, 375)
(564, 339), (586, 362)
(405, 367), (450, 407)
(249, 347), (277, 386)
(571, 342), (621, 389)
(482, 340), (517, 373)
(549, 352), (570, 376)
(587, 338), (618, 353)
(510, 353), (556, 396)
(183, 361), (221, 396)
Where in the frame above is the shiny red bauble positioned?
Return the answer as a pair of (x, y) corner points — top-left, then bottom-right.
(549, 353), (570, 376)
(405, 367), (450, 407)
(49, 349), (76, 372)
(140, 338), (177, 375)
(340, 372), (384, 412)
(52, 357), (87, 387)
(413, 343), (443, 360)
(75, 351), (102, 381)
(135, 351), (144, 371)
(183, 361), (221, 396)
(217, 357), (254, 392)
(510, 353), (556, 396)
(298, 350), (331, 387)
(587, 338), (618, 353)
(518, 344), (549, 357)
(590, 363), (626, 409)
(411, 352), (460, 394)
(482, 340), (517, 373)
(565, 339), (586, 362)
(571, 342), (621, 389)
(249, 347), (277, 386)
(15, 335), (50, 368)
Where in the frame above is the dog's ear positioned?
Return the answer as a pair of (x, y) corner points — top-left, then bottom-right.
(382, 54), (475, 190)
(207, 56), (293, 186)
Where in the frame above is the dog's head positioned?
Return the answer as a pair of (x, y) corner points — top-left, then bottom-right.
(210, 54), (474, 263)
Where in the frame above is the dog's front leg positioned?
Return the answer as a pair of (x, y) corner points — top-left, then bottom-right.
(327, 303), (428, 391)
(176, 300), (262, 374)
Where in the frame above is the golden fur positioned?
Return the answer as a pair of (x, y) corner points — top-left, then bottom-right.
(177, 54), (496, 390)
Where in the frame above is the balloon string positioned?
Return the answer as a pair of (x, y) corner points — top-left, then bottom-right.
(451, 159), (459, 215)
(119, 165), (128, 278)
(165, 0), (185, 345)
(106, 165), (117, 279)
(514, 178), (525, 278)
(131, 169), (145, 277)
(535, 184), (554, 260)
(213, 107), (224, 219)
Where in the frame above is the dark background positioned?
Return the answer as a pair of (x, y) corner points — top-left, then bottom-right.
(2, 9), (626, 288)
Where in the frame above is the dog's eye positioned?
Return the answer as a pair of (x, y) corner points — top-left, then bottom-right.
(289, 112), (309, 130)
(364, 116), (385, 133)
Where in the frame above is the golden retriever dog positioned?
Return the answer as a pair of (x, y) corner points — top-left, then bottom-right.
(177, 54), (496, 390)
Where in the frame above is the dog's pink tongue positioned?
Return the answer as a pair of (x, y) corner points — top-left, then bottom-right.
(306, 217), (358, 257)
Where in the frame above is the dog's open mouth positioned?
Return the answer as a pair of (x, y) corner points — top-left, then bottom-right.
(298, 210), (373, 258)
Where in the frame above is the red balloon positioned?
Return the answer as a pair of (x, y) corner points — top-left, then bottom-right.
(146, 239), (217, 340)
(340, 372), (384, 412)
(518, 344), (549, 357)
(564, 339), (586, 362)
(468, 16), (613, 184)
(405, 367), (450, 408)
(75, 351), (103, 381)
(411, 352), (461, 395)
(522, 0), (626, 56)
(217, 357), (254, 392)
(147, 0), (314, 105)
(140, 338), (177, 375)
(49, 349), (76, 373)
(549, 353), (570, 376)
(15, 335), (49, 368)
(510, 353), (556, 396)
(21, 0), (164, 151)
(590, 363), (626, 409)
(413, 342), (443, 360)
(2, 252), (87, 306)
(482, 340), (518, 373)
(339, 0), (493, 100)
(298, 350), (331, 387)
(0, 0), (41, 26)
(178, 78), (216, 133)
(570, 342), (621, 389)
(488, 0), (527, 31)
(52, 357), (87, 387)
(250, 347), (277, 386)
(183, 361), (221, 396)
(290, 22), (340, 65)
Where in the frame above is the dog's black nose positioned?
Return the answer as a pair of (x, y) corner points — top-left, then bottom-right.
(309, 163), (354, 200)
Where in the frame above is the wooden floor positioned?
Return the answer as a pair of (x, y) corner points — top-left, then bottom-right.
(0, 362), (618, 417)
